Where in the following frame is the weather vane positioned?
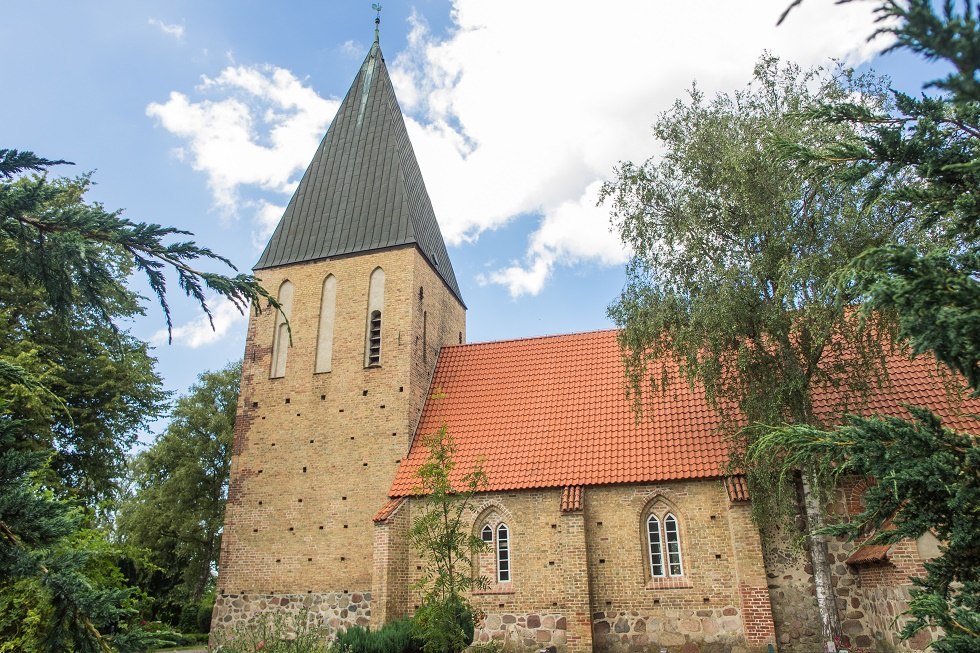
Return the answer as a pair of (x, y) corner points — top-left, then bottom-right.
(372, 3), (382, 42)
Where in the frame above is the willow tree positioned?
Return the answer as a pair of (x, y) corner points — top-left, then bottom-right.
(602, 57), (917, 648)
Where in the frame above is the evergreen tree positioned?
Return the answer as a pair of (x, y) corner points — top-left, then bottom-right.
(0, 149), (279, 650)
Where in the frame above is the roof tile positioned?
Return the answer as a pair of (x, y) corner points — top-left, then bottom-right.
(388, 330), (979, 496)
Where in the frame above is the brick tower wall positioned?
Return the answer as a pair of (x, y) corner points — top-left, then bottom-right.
(212, 244), (465, 633)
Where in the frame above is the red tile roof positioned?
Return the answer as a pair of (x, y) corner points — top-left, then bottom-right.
(725, 475), (751, 502)
(560, 486), (583, 512)
(388, 329), (979, 497)
(373, 497), (406, 523)
(845, 543), (892, 565)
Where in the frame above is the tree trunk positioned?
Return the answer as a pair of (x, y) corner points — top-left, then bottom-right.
(801, 472), (842, 652)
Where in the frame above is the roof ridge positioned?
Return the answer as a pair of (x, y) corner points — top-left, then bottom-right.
(445, 328), (619, 349)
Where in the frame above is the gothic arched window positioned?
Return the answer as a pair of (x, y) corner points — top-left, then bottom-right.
(270, 280), (294, 378)
(315, 274), (337, 373)
(647, 511), (684, 578)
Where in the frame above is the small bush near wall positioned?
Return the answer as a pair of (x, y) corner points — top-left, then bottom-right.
(333, 619), (423, 653)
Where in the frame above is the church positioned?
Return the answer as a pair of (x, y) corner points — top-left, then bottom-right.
(210, 35), (978, 653)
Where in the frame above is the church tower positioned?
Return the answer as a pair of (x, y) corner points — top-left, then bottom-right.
(212, 33), (466, 631)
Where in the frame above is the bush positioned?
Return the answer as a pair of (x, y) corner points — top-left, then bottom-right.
(333, 619), (422, 653)
(411, 598), (475, 653)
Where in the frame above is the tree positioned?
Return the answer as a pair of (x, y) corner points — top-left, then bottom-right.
(0, 408), (171, 652)
(601, 57), (918, 648)
(115, 361), (240, 631)
(746, 2), (980, 651)
(0, 150), (278, 650)
(409, 425), (488, 653)
(0, 255), (166, 505)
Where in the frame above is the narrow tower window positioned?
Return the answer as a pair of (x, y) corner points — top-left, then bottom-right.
(496, 523), (510, 583)
(315, 275), (337, 373)
(270, 280), (294, 378)
(364, 267), (385, 367)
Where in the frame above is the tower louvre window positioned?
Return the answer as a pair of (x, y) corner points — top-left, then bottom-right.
(368, 310), (382, 366)
(364, 267), (385, 367)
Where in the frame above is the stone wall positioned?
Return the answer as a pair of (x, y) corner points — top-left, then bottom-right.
(213, 244), (465, 634)
(761, 486), (937, 652)
(475, 613), (568, 650)
(211, 591), (371, 632)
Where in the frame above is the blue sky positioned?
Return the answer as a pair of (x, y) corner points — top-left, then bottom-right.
(0, 1), (943, 440)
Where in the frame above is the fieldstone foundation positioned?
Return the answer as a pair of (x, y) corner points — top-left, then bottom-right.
(592, 608), (758, 653)
(474, 613), (568, 652)
(210, 591), (372, 633)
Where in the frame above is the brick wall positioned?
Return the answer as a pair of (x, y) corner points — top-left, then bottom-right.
(376, 481), (775, 653)
(586, 482), (774, 653)
(212, 244), (465, 633)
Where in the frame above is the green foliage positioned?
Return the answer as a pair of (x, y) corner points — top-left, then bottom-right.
(410, 599), (475, 653)
(602, 56), (909, 433)
(209, 611), (330, 653)
(332, 619), (423, 653)
(0, 254), (166, 503)
(0, 148), (277, 649)
(756, 2), (980, 650)
(778, 1), (980, 394)
(745, 408), (978, 651)
(0, 408), (176, 652)
(0, 149), (278, 338)
(116, 362), (239, 629)
(409, 425), (487, 653)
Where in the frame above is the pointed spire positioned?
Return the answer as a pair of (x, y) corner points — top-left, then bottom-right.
(255, 37), (464, 305)
(372, 3), (382, 44)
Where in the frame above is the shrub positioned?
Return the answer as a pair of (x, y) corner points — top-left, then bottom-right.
(332, 619), (422, 653)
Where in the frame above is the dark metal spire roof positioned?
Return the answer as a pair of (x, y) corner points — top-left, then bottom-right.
(254, 40), (463, 305)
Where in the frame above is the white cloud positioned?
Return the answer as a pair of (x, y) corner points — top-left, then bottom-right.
(252, 199), (286, 247)
(340, 39), (364, 58)
(148, 17), (184, 39)
(389, 0), (886, 296)
(151, 0), (887, 294)
(152, 297), (246, 348)
(146, 65), (338, 238)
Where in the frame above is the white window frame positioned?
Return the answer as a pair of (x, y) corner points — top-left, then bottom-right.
(647, 511), (683, 578)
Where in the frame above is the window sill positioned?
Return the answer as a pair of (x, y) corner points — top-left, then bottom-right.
(645, 577), (693, 590)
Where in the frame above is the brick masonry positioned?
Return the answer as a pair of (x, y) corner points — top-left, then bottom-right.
(376, 482), (777, 653)
(212, 244), (465, 633)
